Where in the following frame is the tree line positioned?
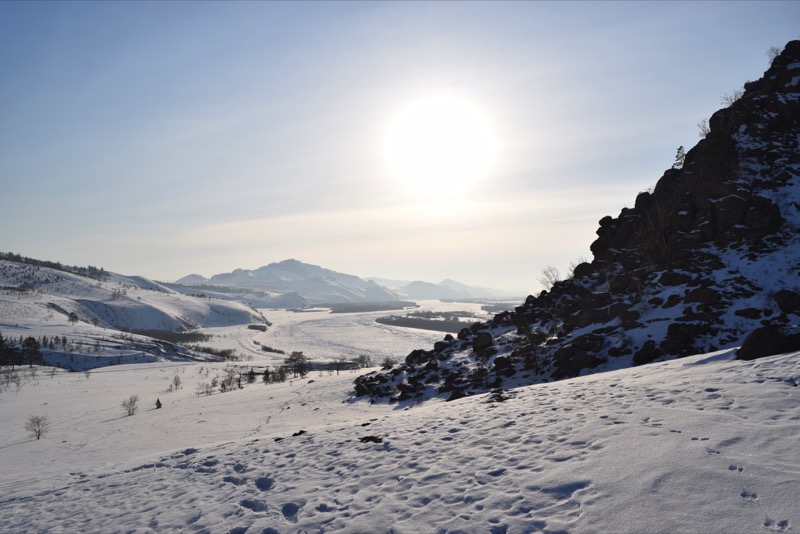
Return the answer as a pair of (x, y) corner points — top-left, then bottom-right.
(0, 251), (109, 281)
(0, 332), (44, 369)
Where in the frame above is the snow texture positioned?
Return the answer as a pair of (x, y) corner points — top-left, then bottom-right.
(1, 308), (798, 533)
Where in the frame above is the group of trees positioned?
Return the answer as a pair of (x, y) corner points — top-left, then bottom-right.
(0, 251), (109, 281)
(0, 332), (45, 369)
(193, 352), (314, 398)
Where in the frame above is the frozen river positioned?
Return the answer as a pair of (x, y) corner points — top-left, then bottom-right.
(257, 300), (491, 364)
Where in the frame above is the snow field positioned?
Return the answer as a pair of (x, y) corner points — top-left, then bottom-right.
(1, 348), (798, 533)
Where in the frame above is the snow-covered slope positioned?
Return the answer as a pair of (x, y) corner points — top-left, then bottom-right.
(0, 349), (797, 532)
(0, 258), (267, 367)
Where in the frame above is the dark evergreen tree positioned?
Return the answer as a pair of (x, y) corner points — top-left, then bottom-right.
(284, 351), (310, 378)
(22, 337), (43, 368)
(672, 145), (686, 169)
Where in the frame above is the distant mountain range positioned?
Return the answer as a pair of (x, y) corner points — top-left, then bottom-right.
(175, 259), (518, 305)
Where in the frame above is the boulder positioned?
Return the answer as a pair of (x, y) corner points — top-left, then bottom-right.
(660, 322), (710, 356)
(737, 325), (800, 360)
(632, 340), (662, 365)
(473, 332), (493, 351)
(774, 289), (800, 314)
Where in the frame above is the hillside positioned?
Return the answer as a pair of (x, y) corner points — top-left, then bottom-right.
(0, 256), (267, 369)
(355, 40), (800, 402)
(0, 350), (797, 532)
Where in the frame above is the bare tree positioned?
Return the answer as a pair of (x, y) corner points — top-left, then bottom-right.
(721, 89), (744, 107)
(767, 45), (782, 61)
(25, 415), (50, 440)
(538, 265), (561, 292)
(698, 118), (711, 138)
(354, 354), (373, 368)
(121, 394), (139, 416)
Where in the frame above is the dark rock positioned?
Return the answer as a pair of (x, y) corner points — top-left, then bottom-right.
(685, 287), (721, 305)
(405, 349), (431, 366)
(571, 333), (605, 352)
(737, 325), (800, 360)
(433, 340), (451, 353)
(774, 289), (800, 314)
(473, 332), (493, 350)
(354, 381), (371, 396)
(735, 308), (762, 319)
(572, 262), (594, 278)
(633, 340), (662, 365)
(660, 322), (710, 356)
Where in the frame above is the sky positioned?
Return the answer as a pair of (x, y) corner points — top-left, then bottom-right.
(1, 1), (798, 294)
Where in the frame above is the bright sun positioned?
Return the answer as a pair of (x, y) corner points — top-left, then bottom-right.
(384, 94), (498, 194)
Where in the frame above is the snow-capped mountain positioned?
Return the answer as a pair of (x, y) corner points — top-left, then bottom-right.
(355, 40), (800, 402)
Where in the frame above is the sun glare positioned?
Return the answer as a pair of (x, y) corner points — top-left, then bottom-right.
(384, 94), (498, 194)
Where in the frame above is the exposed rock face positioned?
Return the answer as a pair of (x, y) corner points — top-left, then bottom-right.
(354, 41), (800, 403)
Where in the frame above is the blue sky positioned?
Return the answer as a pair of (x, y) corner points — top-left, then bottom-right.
(1, 1), (798, 293)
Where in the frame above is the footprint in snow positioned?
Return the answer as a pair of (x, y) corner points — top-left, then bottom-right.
(741, 490), (759, 501)
(728, 464), (745, 473)
(764, 518), (791, 531)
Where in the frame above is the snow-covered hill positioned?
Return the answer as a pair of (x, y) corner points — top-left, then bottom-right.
(0, 258), (267, 368)
(0, 348), (797, 532)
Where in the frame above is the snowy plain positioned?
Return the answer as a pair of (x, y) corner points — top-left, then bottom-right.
(1, 306), (799, 533)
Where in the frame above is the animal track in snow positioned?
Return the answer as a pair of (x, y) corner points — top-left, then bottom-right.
(641, 417), (664, 428)
(764, 518), (791, 531)
(239, 498), (268, 512)
(740, 490), (759, 501)
(728, 465), (745, 473)
(255, 476), (275, 491)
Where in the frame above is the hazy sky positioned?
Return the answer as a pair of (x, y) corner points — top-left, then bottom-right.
(1, 1), (798, 293)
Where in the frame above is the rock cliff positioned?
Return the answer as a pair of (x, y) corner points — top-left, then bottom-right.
(355, 40), (800, 402)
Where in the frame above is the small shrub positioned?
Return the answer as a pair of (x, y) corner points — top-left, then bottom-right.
(25, 415), (50, 440)
(122, 394), (139, 416)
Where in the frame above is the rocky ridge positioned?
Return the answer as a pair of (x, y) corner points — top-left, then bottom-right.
(354, 40), (800, 402)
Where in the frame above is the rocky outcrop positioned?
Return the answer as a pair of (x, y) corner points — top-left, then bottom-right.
(354, 41), (800, 403)
(737, 325), (800, 361)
